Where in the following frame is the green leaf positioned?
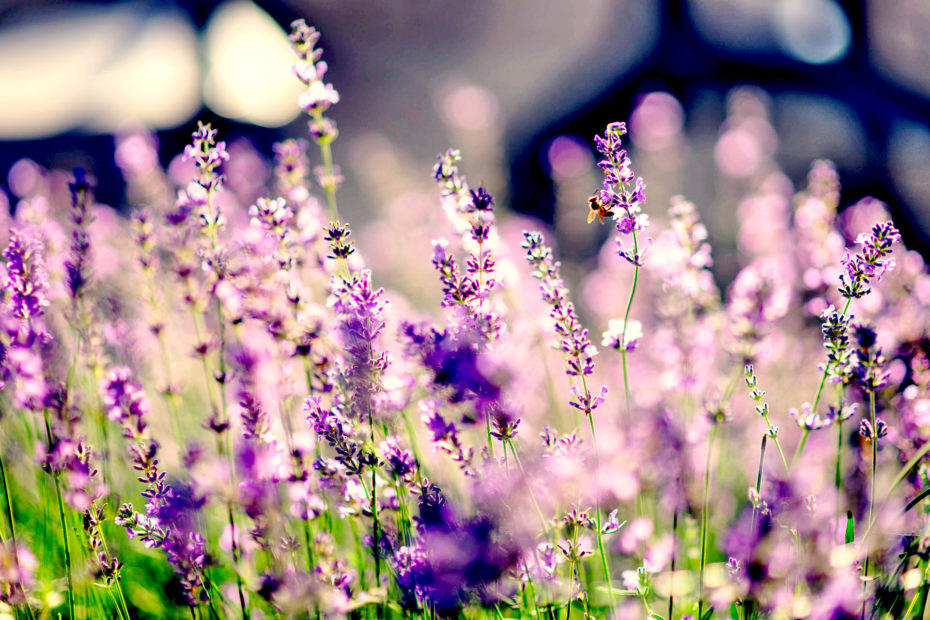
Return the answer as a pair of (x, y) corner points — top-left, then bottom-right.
(845, 510), (855, 545)
(650, 615), (666, 620)
(701, 607), (715, 620)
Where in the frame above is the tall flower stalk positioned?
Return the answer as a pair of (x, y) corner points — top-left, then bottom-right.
(290, 19), (342, 223)
(793, 221), (900, 465)
(522, 231), (613, 609)
(592, 122), (649, 419)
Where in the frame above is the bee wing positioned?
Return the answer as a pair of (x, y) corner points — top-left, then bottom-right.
(587, 209), (597, 224)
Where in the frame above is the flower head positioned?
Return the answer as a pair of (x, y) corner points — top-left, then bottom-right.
(3, 229), (49, 324)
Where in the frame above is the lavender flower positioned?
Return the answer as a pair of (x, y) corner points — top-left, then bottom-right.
(289, 18), (342, 204)
(105, 366), (207, 605)
(249, 196), (295, 271)
(289, 21), (340, 121)
(429, 152), (503, 341)
(727, 259), (791, 363)
(851, 323), (891, 393)
(522, 232), (595, 378)
(522, 231), (606, 416)
(329, 269), (389, 420)
(858, 417), (888, 439)
(838, 221), (901, 299)
(183, 121), (229, 234)
(419, 399), (474, 473)
(380, 435), (417, 483)
(324, 222), (355, 261)
(101, 367), (150, 439)
(820, 304), (854, 384)
(594, 121), (650, 266)
(3, 229), (49, 327)
(402, 480), (521, 614)
(788, 402), (832, 431)
(65, 167), (93, 306)
(273, 138), (311, 196)
(0, 541), (36, 606)
(401, 322), (504, 423)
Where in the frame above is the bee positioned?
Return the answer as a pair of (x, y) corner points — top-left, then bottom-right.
(586, 194), (612, 224)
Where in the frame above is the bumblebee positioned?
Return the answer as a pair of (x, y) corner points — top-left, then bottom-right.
(586, 194), (612, 224)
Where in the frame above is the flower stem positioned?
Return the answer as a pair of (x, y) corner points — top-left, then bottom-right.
(53, 474), (75, 620)
(313, 111), (341, 223)
(619, 230), (640, 419)
(698, 424), (718, 620)
(669, 508), (678, 620)
(752, 434), (767, 530)
(835, 414), (844, 539)
(585, 414), (615, 611)
(793, 297), (852, 467)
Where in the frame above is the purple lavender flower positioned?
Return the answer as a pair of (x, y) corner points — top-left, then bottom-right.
(3, 229), (49, 327)
(430, 151), (502, 340)
(324, 222), (355, 261)
(820, 304), (854, 384)
(400, 321), (507, 429)
(100, 367), (150, 439)
(273, 138), (311, 195)
(851, 323), (891, 392)
(249, 196), (295, 271)
(838, 221), (901, 299)
(727, 258), (792, 363)
(401, 480), (521, 614)
(593, 122), (651, 266)
(329, 269), (389, 420)
(289, 20), (340, 118)
(289, 18), (341, 198)
(418, 399), (474, 473)
(380, 435), (417, 483)
(229, 346), (273, 444)
(65, 167), (93, 305)
(0, 541), (37, 606)
(182, 121), (229, 233)
(522, 231), (607, 416)
(305, 395), (364, 477)
(602, 318), (642, 352)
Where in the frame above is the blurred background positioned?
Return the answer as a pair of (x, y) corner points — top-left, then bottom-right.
(1, 0), (930, 281)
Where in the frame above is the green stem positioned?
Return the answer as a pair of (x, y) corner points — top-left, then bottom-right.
(762, 418), (789, 473)
(0, 448), (17, 545)
(43, 409), (75, 620)
(313, 112), (341, 223)
(835, 417), (844, 538)
(226, 502), (249, 619)
(53, 474), (75, 620)
(0, 447), (34, 620)
(669, 509), (678, 620)
(618, 230), (640, 419)
(698, 425), (719, 620)
(793, 297), (853, 467)
(585, 414), (615, 611)
(752, 434), (767, 530)
(864, 389), (878, 587)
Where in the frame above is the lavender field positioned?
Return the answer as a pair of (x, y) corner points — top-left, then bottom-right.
(1, 14), (930, 620)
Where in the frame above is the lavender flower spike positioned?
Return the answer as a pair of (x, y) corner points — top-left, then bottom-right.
(593, 121), (650, 266)
(3, 229), (50, 326)
(838, 221), (901, 299)
(522, 231), (607, 416)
